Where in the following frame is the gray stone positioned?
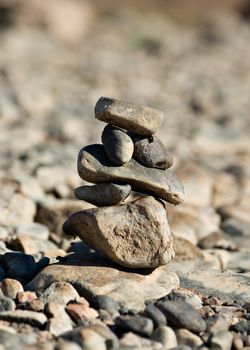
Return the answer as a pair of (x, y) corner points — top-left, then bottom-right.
(26, 252), (179, 312)
(209, 331), (233, 350)
(151, 326), (178, 349)
(77, 144), (184, 205)
(63, 196), (175, 268)
(95, 97), (164, 136)
(179, 269), (250, 302)
(0, 310), (47, 327)
(101, 124), (134, 165)
(40, 282), (80, 304)
(132, 134), (173, 169)
(74, 183), (131, 207)
(176, 329), (203, 348)
(157, 301), (206, 333)
(116, 315), (154, 337)
(91, 295), (120, 317)
(0, 296), (15, 312)
(142, 304), (167, 328)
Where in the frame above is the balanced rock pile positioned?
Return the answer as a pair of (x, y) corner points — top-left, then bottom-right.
(63, 97), (185, 268)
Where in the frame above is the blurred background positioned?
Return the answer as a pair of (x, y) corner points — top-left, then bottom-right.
(0, 0), (250, 257)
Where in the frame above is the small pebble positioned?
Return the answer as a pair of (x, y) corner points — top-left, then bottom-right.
(1, 278), (24, 299)
(102, 124), (134, 165)
(176, 328), (203, 348)
(209, 331), (233, 350)
(16, 291), (37, 304)
(132, 134), (173, 169)
(2, 252), (37, 283)
(0, 296), (16, 312)
(91, 295), (120, 317)
(40, 282), (80, 305)
(142, 304), (167, 328)
(66, 302), (98, 321)
(157, 300), (206, 333)
(151, 326), (177, 349)
(116, 315), (154, 337)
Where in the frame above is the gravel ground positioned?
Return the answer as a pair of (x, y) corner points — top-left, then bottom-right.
(0, 1), (250, 349)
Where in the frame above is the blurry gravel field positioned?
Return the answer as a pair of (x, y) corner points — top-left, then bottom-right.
(0, 0), (250, 348)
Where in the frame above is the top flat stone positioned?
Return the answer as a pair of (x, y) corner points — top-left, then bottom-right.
(78, 144), (185, 205)
(95, 97), (164, 136)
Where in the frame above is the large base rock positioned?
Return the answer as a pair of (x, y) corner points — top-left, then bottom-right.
(26, 250), (179, 311)
(63, 196), (175, 268)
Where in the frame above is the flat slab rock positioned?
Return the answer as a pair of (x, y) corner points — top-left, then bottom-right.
(26, 252), (179, 311)
(63, 196), (175, 268)
(77, 144), (184, 205)
(179, 269), (250, 302)
(95, 97), (164, 136)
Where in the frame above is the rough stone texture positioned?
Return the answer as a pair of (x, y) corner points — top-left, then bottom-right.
(95, 97), (164, 136)
(180, 269), (250, 302)
(101, 124), (134, 165)
(132, 134), (173, 169)
(40, 282), (80, 304)
(63, 196), (175, 268)
(0, 310), (47, 327)
(157, 301), (206, 333)
(74, 183), (131, 207)
(77, 144), (185, 205)
(26, 252), (180, 311)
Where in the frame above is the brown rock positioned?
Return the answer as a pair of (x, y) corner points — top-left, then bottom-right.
(63, 196), (175, 268)
(1, 278), (24, 299)
(95, 97), (164, 136)
(26, 253), (179, 311)
(66, 303), (98, 321)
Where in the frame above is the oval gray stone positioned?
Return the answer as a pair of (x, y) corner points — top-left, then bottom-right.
(132, 134), (173, 170)
(95, 97), (164, 136)
(101, 124), (134, 165)
(63, 196), (175, 268)
(75, 183), (131, 207)
(77, 144), (184, 205)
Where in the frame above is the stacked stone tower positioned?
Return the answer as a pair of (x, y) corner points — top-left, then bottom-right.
(63, 97), (185, 268)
